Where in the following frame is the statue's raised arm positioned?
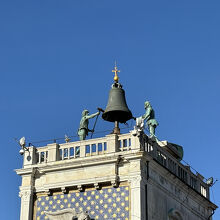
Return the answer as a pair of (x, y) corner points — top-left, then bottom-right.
(85, 111), (100, 120)
(78, 109), (100, 141)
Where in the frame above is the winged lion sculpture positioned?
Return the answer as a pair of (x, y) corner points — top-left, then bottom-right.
(44, 208), (91, 220)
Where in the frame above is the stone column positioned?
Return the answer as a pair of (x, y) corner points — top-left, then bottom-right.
(19, 186), (34, 220)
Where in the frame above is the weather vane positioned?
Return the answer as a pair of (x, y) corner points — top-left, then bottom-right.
(112, 61), (120, 83)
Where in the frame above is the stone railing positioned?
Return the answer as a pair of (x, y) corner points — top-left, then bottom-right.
(22, 132), (210, 199)
(118, 133), (132, 151)
(143, 137), (210, 199)
(59, 137), (108, 159)
(22, 133), (139, 167)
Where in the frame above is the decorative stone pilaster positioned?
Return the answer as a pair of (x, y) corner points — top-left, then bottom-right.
(19, 186), (34, 220)
(130, 131), (141, 150)
(105, 134), (119, 153)
(47, 143), (60, 162)
(79, 142), (86, 158)
(130, 176), (146, 220)
(23, 146), (36, 167)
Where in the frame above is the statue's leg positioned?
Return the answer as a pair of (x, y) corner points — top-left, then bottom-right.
(82, 129), (87, 140)
(78, 129), (86, 141)
(79, 135), (83, 141)
(149, 125), (155, 137)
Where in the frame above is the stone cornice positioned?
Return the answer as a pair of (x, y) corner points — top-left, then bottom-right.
(15, 167), (37, 176)
(16, 150), (143, 176)
(34, 172), (143, 193)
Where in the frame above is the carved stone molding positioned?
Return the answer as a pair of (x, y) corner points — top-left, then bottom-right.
(129, 176), (142, 188)
(19, 190), (32, 202)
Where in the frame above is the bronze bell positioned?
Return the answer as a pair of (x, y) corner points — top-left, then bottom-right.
(101, 64), (133, 133)
(102, 83), (132, 123)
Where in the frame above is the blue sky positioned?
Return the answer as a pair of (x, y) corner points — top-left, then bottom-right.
(0, 0), (219, 219)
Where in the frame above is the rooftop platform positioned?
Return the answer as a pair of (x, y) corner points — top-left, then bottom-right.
(17, 131), (211, 201)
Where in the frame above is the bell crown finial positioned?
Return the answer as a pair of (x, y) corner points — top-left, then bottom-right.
(112, 61), (120, 83)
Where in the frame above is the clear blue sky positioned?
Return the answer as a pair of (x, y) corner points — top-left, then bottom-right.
(0, 0), (219, 219)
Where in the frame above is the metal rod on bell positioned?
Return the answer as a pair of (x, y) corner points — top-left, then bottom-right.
(113, 121), (120, 134)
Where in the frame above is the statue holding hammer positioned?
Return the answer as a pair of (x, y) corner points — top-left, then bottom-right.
(78, 108), (102, 141)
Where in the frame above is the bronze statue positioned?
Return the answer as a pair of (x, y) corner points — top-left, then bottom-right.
(78, 109), (100, 141)
(142, 101), (158, 138)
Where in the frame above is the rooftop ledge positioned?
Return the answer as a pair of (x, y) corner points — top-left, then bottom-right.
(17, 131), (212, 201)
